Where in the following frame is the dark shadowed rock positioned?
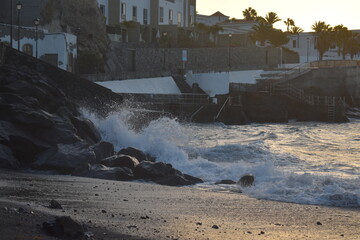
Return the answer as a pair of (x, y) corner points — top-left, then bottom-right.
(91, 141), (115, 161)
(49, 200), (63, 209)
(100, 154), (139, 170)
(43, 216), (85, 238)
(155, 175), (194, 186)
(70, 116), (101, 144)
(0, 144), (20, 169)
(184, 174), (204, 184)
(85, 164), (134, 181)
(32, 142), (96, 174)
(215, 179), (236, 185)
(238, 174), (255, 187)
(118, 147), (148, 162)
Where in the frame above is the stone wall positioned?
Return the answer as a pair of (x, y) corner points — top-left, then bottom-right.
(290, 66), (360, 105)
(105, 44), (299, 80)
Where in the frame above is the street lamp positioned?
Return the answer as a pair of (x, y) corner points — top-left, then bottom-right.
(34, 18), (40, 58)
(228, 33), (232, 70)
(16, 1), (22, 51)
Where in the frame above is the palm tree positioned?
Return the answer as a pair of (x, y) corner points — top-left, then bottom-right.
(284, 18), (295, 32)
(269, 29), (289, 47)
(289, 26), (304, 34)
(251, 21), (273, 45)
(264, 12), (281, 26)
(333, 24), (351, 59)
(242, 7), (258, 21)
(208, 24), (223, 44)
(311, 21), (333, 60)
(344, 32), (360, 59)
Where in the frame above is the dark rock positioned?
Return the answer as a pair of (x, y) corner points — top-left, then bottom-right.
(0, 144), (20, 169)
(184, 174), (204, 184)
(100, 154), (139, 170)
(43, 216), (85, 238)
(134, 161), (180, 180)
(316, 221), (322, 225)
(91, 141), (114, 161)
(215, 179), (236, 185)
(84, 164), (134, 181)
(118, 147), (148, 162)
(238, 174), (255, 187)
(212, 225), (219, 229)
(70, 116), (101, 144)
(155, 175), (194, 186)
(49, 200), (63, 209)
(32, 142), (96, 174)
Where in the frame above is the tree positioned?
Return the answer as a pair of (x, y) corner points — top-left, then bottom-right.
(333, 24), (351, 59)
(208, 24), (224, 43)
(284, 18), (295, 32)
(242, 7), (258, 21)
(344, 32), (360, 59)
(264, 12), (281, 26)
(311, 21), (333, 60)
(289, 26), (304, 34)
(268, 29), (289, 47)
(251, 21), (273, 45)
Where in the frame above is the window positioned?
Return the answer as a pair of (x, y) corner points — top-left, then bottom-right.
(121, 3), (126, 20)
(292, 40), (297, 48)
(132, 6), (137, 21)
(143, 9), (148, 25)
(99, 4), (105, 16)
(160, 7), (164, 23)
(22, 44), (33, 56)
(169, 9), (173, 24)
(177, 12), (182, 27)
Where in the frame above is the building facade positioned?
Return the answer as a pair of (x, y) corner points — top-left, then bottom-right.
(0, 24), (77, 72)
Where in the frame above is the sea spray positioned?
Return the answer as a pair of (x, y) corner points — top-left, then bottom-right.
(83, 109), (360, 207)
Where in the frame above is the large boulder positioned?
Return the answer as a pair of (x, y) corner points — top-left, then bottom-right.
(43, 216), (85, 239)
(100, 154), (139, 170)
(32, 142), (96, 174)
(0, 144), (20, 169)
(91, 141), (115, 161)
(70, 116), (101, 145)
(84, 164), (133, 181)
(134, 161), (203, 186)
(118, 147), (149, 162)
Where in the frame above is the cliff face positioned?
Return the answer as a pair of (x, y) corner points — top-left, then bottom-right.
(40, 0), (123, 74)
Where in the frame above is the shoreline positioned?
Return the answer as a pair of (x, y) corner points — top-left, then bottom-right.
(0, 169), (359, 240)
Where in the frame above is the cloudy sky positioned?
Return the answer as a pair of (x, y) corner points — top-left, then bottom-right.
(196, 0), (360, 32)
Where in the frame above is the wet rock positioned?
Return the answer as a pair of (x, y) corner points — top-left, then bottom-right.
(49, 200), (63, 209)
(184, 174), (204, 184)
(118, 147), (148, 162)
(155, 175), (194, 186)
(100, 154), (139, 170)
(0, 144), (20, 169)
(91, 141), (114, 161)
(215, 179), (236, 185)
(70, 116), (101, 145)
(84, 164), (134, 181)
(238, 174), (255, 187)
(43, 216), (85, 238)
(32, 142), (96, 174)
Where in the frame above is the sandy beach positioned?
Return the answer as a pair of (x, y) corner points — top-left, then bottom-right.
(0, 169), (359, 240)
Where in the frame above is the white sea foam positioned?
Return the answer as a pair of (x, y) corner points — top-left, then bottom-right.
(84, 109), (360, 207)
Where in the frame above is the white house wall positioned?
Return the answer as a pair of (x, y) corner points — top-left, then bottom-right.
(159, 0), (185, 26)
(96, 0), (109, 24)
(120, 0), (151, 24)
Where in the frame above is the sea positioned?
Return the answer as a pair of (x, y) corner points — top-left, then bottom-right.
(85, 109), (360, 208)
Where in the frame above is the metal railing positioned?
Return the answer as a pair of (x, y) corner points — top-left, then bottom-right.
(119, 93), (210, 105)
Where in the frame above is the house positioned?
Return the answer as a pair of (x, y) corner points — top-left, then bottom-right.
(196, 11), (229, 26)
(284, 30), (360, 63)
(0, 23), (77, 72)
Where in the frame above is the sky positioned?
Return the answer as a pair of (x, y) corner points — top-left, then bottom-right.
(196, 0), (360, 32)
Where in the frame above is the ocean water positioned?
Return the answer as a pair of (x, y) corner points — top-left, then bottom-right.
(85, 109), (360, 207)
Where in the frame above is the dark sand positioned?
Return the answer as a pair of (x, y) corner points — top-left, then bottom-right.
(0, 169), (359, 240)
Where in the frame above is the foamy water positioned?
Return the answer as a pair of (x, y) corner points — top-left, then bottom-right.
(85, 109), (360, 207)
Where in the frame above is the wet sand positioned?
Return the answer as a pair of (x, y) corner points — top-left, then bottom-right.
(0, 169), (359, 240)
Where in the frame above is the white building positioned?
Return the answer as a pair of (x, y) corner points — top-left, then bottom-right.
(96, 0), (196, 27)
(0, 24), (77, 72)
(284, 31), (360, 63)
(196, 11), (229, 26)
